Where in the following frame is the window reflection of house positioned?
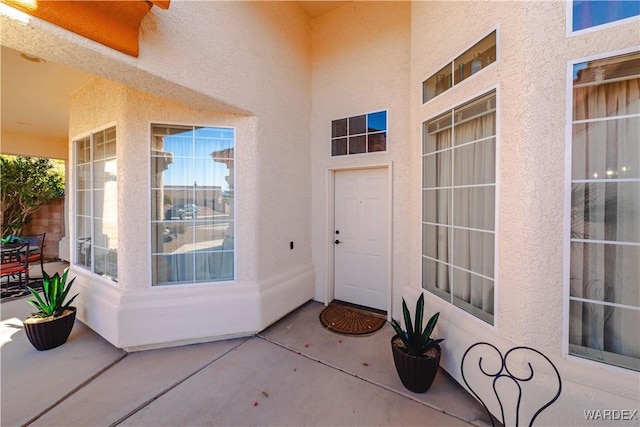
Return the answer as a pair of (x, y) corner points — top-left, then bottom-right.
(151, 147), (174, 225)
(151, 125), (235, 286)
(211, 147), (234, 214)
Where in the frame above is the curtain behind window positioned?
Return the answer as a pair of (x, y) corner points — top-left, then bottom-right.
(570, 53), (640, 371)
(452, 113), (495, 317)
(423, 91), (496, 324)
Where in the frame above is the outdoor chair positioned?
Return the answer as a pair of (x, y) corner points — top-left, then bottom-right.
(1, 242), (31, 290)
(23, 233), (46, 275)
(461, 342), (562, 427)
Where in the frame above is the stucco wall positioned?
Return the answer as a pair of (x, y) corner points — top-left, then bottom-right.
(2, 1), (638, 422)
(411, 1), (639, 425)
(140, 1), (315, 286)
(310, 1), (412, 313)
(59, 1), (315, 349)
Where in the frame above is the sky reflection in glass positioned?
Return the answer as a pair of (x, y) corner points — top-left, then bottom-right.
(161, 127), (234, 189)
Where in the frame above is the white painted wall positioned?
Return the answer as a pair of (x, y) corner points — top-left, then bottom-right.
(310, 1), (412, 315)
(411, 1), (639, 425)
(2, 1), (316, 350)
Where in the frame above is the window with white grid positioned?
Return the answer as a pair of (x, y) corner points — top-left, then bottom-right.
(569, 51), (640, 371)
(422, 90), (496, 324)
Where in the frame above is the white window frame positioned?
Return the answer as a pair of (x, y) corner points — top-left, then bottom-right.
(421, 88), (499, 325)
(422, 27), (499, 104)
(563, 47), (640, 372)
(72, 123), (118, 281)
(330, 110), (388, 157)
(567, 0), (640, 36)
(149, 123), (237, 287)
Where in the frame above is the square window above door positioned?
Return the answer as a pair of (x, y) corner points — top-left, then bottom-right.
(331, 111), (387, 156)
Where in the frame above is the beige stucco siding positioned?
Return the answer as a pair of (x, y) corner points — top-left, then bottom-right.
(412, 1), (639, 425)
(310, 1), (412, 311)
(62, 1), (315, 348)
(138, 1), (314, 284)
(1, 1), (638, 422)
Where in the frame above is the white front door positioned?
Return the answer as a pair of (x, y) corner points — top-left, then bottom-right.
(334, 168), (389, 311)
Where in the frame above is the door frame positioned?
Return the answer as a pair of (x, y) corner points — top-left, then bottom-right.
(326, 163), (392, 320)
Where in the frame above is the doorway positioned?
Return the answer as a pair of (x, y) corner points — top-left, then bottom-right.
(333, 167), (390, 312)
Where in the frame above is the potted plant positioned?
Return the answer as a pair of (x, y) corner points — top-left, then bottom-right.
(23, 269), (78, 351)
(390, 293), (443, 393)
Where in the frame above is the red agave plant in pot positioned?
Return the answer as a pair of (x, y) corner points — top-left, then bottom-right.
(23, 269), (78, 351)
(390, 293), (444, 393)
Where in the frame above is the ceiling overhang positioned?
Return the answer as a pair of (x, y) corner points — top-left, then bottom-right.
(0, 0), (170, 57)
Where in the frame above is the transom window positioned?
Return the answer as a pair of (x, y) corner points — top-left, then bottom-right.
(569, 51), (640, 371)
(423, 31), (496, 103)
(331, 111), (387, 156)
(422, 90), (496, 324)
(151, 125), (235, 286)
(74, 126), (118, 280)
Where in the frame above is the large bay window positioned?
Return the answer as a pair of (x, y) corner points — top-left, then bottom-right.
(422, 91), (496, 324)
(74, 126), (118, 280)
(569, 51), (639, 371)
(151, 125), (235, 286)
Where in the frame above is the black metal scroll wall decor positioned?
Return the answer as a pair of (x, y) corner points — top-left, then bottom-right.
(461, 342), (562, 427)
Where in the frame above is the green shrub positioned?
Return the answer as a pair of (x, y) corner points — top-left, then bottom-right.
(0, 155), (65, 236)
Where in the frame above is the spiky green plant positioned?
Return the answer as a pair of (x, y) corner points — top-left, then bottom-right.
(391, 293), (443, 357)
(27, 269), (78, 318)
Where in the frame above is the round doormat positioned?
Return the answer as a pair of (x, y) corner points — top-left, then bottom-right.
(319, 302), (386, 336)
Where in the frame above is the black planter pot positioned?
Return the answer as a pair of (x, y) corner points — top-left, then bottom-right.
(391, 335), (441, 393)
(23, 307), (76, 351)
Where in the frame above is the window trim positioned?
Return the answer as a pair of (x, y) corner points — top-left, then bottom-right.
(72, 122), (118, 281)
(563, 46), (640, 371)
(567, 0), (640, 36)
(421, 26), (499, 104)
(420, 86), (500, 327)
(148, 122), (237, 288)
(329, 109), (388, 157)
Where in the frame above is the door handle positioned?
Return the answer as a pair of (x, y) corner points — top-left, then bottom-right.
(334, 239), (341, 244)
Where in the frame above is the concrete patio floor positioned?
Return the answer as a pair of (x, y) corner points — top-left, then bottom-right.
(2, 265), (493, 427)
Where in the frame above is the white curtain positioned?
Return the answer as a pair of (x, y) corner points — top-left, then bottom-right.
(451, 113), (495, 316)
(570, 77), (640, 369)
(435, 128), (452, 292)
(428, 105), (495, 320)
